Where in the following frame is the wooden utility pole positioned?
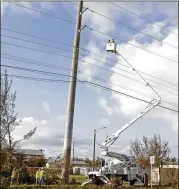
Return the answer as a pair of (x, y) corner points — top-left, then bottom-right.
(92, 129), (96, 171)
(61, 1), (83, 184)
(73, 141), (75, 162)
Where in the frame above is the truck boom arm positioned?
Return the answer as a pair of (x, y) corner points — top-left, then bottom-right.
(100, 98), (160, 154)
(101, 39), (161, 155)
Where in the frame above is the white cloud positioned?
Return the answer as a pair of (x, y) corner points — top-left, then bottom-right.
(1, 2), (9, 18)
(78, 41), (108, 82)
(100, 118), (110, 126)
(1, 2), (54, 19)
(4, 2), (177, 158)
(39, 2), (54, 11)
(2, 2), (34, 17)
(13, 116), (48, 140)
(57, 114), (67, 122)
(81, 2), (178, 135)
(110, 27), (178, 132)
(98, 97), (113, 115)
(42, 101), (50, 114)
(83, 2), (119, 39)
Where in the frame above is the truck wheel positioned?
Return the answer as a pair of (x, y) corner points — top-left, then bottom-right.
(144, 174), (148, 186)
(129, 180), (136, 186)
(118, 179), (123, 186)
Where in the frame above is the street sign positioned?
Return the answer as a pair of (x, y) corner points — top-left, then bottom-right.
(150, 156), (155, 165)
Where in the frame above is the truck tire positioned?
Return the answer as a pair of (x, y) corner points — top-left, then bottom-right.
(144, 173), (148, 186)
(129, 179), (136, 186)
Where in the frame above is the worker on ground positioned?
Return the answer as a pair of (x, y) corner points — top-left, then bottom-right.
(11, 168), (18, 185)
(35, 168), (41, 184)
(39, 167), (45, 185)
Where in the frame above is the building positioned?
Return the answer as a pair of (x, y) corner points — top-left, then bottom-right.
(72, 160), (87, 167)
(15, 149), (44, 161)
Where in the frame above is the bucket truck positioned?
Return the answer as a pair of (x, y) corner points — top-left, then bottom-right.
(81, 39), (161, 188)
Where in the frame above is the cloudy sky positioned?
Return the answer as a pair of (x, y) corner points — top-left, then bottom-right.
(1, 1), (178, 159)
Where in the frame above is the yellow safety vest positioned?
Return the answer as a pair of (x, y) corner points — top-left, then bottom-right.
(40, 170), (44, 177)
(36, 171), (40, 179)
(11, 170), (18, 178)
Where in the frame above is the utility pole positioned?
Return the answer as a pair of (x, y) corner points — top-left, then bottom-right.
(73, 141), (75, 162)
(92, 130), (96, 171)
(61, 1), (84, 184)
(92, 126), (106, 171)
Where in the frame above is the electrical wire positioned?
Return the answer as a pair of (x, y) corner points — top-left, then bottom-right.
(7, 1), (76, 25)
(1, 73), (73, 83)
(7, 2), (178, 63)
(2, 41), (178, 96)
(115, 50), (161, 99)
(68, 1), (178, 49)
(1, 55), (177, 106)
(108, 1), (178, 36)
(126, 2), (178, 29)
(124, 2), (178, 29)
(2, 34), (178, 91)
(2, 28), (178, 87)
(1, 64), (81, 82)
(2, 72), (178, 113)
(87, 26), (178, 64)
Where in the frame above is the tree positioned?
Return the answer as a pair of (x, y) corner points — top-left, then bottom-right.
(129, 134), (171, 168)
(27, 157), (46, 167)
(0, 70), (37, 170)
(129, 134), (171, 185)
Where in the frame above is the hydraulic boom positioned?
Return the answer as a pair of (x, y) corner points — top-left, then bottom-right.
(101, 98), (160, 155)
(101, 39), (161, 156)
(81, 39), (161, 188)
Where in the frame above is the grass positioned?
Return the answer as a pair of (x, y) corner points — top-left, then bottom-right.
(69, 175), (87, 183)
(8, 185), (178, 189)
(7, 175), (178, 189)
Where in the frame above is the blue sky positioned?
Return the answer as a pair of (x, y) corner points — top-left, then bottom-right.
(1, 1), (178, 159)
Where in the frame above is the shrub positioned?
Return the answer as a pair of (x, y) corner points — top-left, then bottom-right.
(161, 168), (178, 187)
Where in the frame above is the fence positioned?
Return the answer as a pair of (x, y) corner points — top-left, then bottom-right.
(146, 167), (178, 186)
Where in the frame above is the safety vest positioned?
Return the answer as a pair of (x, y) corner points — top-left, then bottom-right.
(40, 170), (44, 177)
(11, 170), (17, 178)
(36, 170), (40, 179)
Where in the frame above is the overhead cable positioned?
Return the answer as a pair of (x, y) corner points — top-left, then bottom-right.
(7, 2), (178, 63)
(2, 41), (178, 96)
(2, 27), (177, 87)
(2, 54), (177, 106)
(108, 1), (178, 36)
(2, 72), (178, 113)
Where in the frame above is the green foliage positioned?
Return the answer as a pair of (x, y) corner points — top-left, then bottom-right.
(27, 157), (46, 167)
(161, 168), (178, 187)
(69, 175), (87, 183)
(129, 134), (171, 168)
(0, 70), (37, 184)
(8, 184), (178, 189)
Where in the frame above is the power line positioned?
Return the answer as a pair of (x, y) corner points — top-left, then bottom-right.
(3, 72), (178, 113)
(6, 2), (178, 63)
(1, 73), (72, 83)
(123, 2), (178, 29)
(86, 27), (178, 64)
(2, 41), (178, 96)
(2, 34), (178, 91)
(2, 55), (177, 106)
(2, 28), (177, 87)
(69, 1), (178, 49)
(7, 1), (76, 25)
(1, 64), (81, 81)
(108, 1), (178, 36)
